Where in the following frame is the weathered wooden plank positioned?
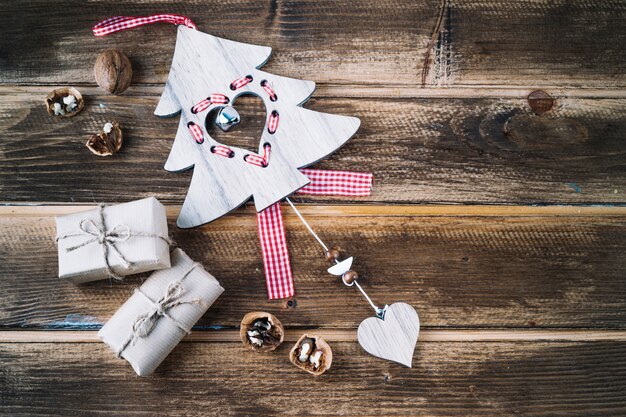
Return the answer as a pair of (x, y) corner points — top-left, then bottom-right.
(422, 0), (626, 88)
(1, 340), (624, 416)
(0, 0), (437, 86)
(2, 1), (625, 88)
(1, 206), (625, 329)
(4, 204), (625, 218)
(1, 91), (625, 204)
(5, 329), (626, 343)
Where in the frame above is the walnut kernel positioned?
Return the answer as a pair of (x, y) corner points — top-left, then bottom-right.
(289, 334), (332, 376)
(45, 87), (84, 118)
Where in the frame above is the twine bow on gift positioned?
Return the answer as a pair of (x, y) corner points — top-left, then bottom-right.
(56, 204), (173, 280)
(116, 263), (206, 357)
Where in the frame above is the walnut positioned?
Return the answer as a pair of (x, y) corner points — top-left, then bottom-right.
(45, 87), (84, 118)
(86, 122), (123, 156)
(240, 312), (284, 352)
(94, 49), (133, 95)
(289, 334), (332, 376)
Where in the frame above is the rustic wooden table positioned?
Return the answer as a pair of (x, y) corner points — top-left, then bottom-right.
(1, 1), (625, 416)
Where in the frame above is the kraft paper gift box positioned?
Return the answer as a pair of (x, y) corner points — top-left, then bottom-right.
(99, 248), (224, 376)
(55, 197), (171, 283)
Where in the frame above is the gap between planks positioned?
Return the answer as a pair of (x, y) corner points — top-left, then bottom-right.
(2, 85), (626, 99)
(2, 329), (626, 343)
(1, 204), (625, 218)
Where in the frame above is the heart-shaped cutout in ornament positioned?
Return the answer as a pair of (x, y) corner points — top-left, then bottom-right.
(357, 302), (419, 367)
(207, 93), (271, 161)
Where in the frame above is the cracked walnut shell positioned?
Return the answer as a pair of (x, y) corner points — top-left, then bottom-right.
(45, 87), (84, 118)
(240, 312), (284, 352)
(86, 122), (123, 156)
(289, 334), (332, 376)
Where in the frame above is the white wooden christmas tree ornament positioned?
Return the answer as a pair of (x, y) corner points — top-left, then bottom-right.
(156, 26), (360, 228)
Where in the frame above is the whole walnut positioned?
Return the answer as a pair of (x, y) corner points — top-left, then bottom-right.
(94, 49), (133, 95)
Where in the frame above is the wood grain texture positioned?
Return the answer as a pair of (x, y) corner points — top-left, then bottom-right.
(5, 329), (626, 343)
(2, 0), (626, 413)
(1, 90), (625, 204)
(1, 206), (625, 329)
(2, 1), (626, 88)
(1, 340), (625, 416)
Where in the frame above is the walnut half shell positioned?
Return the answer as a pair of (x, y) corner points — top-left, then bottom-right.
(86, 122), (123, 156)
(240, 312), (284, 352)
(45, 87), (84, 118)
(289, 334), (333, 376)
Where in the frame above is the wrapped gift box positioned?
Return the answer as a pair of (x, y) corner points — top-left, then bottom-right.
(55, 197), (171, 283)
(99, 248), (224, 376)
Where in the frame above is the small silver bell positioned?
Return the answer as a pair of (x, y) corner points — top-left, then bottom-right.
(215, 105), (240, 132)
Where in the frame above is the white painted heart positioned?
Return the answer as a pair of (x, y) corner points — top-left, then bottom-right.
(357, 302), (419, 367)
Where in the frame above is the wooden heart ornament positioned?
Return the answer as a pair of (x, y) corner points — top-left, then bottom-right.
(357, 302), (420, 367)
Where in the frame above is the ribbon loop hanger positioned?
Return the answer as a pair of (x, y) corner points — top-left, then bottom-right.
(93, 14), (197, 37)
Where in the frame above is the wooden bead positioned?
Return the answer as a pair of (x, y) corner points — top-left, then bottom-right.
(342, 270), (358, 285)
(325, 247), (342, 263)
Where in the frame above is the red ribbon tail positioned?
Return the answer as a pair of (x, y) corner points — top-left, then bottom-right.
(257, 202), (294, 300)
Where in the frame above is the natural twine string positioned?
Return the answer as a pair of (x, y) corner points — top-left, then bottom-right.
(116, 262), (206, 357)
(56, 204), (174, 280)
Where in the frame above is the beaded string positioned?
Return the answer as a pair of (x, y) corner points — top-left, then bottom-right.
(284, 197), (385, 318)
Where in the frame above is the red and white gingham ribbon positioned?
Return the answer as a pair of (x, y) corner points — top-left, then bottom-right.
(230, 76), (254, 90)
(187, 122), (204, 144)
(267, 111), (280, 134)
(211, 145), (235, 158)
(257, 203), (294, 300)
(245, 144), (271, 168)
(258, 169), (373, 299)
(261, 80), (278, 101)
(93, 14), (196, 37)
(298, 169), (373, 196)
(191, 94), (230, 114)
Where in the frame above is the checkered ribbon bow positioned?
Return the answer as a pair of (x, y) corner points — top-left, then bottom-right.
(258, 169), (373, 299)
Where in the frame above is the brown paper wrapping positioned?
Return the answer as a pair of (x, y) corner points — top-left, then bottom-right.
(55, 197), (171, 283)
(98, 248), (224, 376)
